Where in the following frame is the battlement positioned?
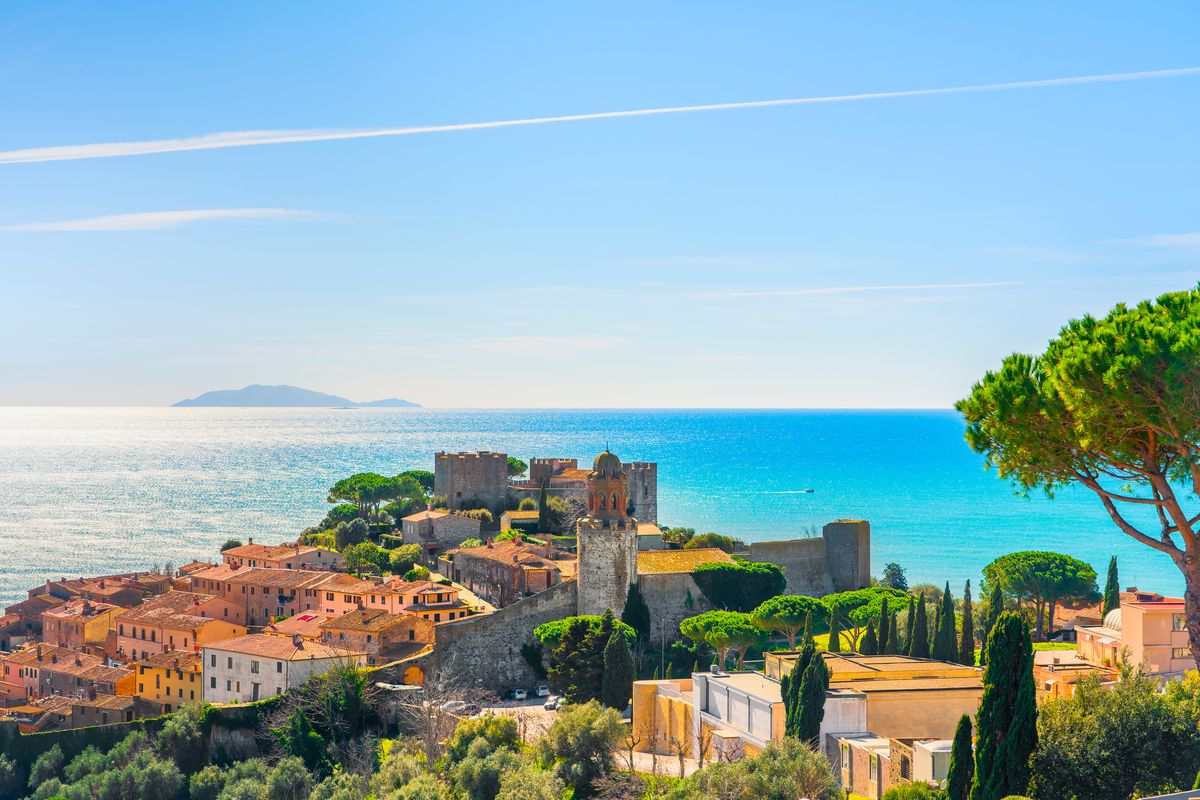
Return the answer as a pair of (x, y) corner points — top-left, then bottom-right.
(626, 462), (655, 471)
(434, 451), (509, 515)
(435, 451), (508, 462)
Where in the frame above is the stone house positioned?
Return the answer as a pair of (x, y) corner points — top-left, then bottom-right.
(202, 634), (365, 704)
(221, 540), (343, 571)
(319, 608), (434, 665)
(401, 510), (482, 555)
(439, 539), (565, 607)
(0, 644), (134, 700)
(70, 694), (163, 728)
(41, 598), (124, 651)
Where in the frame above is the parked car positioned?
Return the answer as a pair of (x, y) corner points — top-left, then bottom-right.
(535, 685), (551, 697)
(543, 696), (560, 711)
(511, 688), (528, 701)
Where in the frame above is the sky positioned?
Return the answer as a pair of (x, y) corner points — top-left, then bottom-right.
(1, 3), (1198, 408)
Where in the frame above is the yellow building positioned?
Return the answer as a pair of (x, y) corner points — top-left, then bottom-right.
(632, 654), (984, 765)
(134, 650), (202, 713)
(1076, 591), (1191, 679)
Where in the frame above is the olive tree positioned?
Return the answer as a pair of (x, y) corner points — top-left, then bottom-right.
(958, 287), (1200, 664)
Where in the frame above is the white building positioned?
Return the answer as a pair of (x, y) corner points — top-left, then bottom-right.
(202, 634), (365, 704)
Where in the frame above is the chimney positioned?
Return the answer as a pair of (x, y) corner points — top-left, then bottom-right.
(88, 683), (97, 700)
(248, 537), (254, 545)
(99, 580), (105, 590)
(293, 633), (303, 649)
(36, 644), (43, 660)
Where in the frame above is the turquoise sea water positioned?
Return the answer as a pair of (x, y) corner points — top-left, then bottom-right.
(0, 407), (1184, 606)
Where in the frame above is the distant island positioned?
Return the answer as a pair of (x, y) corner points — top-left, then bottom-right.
(171, 384), (421, 408)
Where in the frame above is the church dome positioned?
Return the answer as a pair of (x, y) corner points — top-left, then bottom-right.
(1103, 608), (1122, 631)
(592, 450), (623, 478)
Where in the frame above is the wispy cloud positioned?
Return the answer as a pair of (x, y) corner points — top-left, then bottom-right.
(472, 336), (629, 356)
(693, 280), (1022, 299)
(1, 208), (319, 231)
(2, 67), (1198, 165)
(1113, 232), (1200, 248)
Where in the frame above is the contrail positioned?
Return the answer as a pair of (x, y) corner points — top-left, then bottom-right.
(3, 66), (1198, 165)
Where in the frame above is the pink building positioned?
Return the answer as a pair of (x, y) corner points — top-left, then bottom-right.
(1076, 591), (1191, 679)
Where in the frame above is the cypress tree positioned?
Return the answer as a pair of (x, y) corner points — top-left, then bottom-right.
(933, 582), (957, 661)
(971, 611), (1036, 800)
(909, 595), (930, 658)
(801, 608), (814, 646)
(600, 631), (635, 710)
(1103, 555), (1120, 616)
(621, 582), (651, 650)
(980, 584), (1004, 666)
(795, 653), (830, 746)
(959, 580), (975, 666)
(887, 612), (902, 654)
(784, 642), (815, 736)
(828, 602), (842, 653)
(946, 714), (974, 800)
(878, 598), (891, 654)
(904, 596), (916, 653)
(860, 620), (878, 655)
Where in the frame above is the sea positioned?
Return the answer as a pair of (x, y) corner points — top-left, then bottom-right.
(0, 407), (1184, 606)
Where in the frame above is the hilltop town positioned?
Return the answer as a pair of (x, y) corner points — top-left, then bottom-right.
(2, 447), (1197, 800)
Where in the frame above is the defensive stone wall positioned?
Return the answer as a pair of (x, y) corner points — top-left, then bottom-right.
(626, 462), (658, 523)
(434, 451), (509, 515)
(416, 580), (579, 693)
(638, 572), (716, 642)
(576, 517), (638, 617)
(748, 519), (870, 597)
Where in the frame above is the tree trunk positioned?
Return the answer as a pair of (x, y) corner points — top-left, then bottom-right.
(1046, 598), (1057, 638)
(1033, 600), (1045, 641)
(785, 630), (796, 650)
(1182, 554), (1200, 670)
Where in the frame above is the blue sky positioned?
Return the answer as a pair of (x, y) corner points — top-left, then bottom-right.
(1, 2), (1198, 407)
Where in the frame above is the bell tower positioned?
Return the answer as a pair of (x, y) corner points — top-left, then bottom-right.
(576, 450), (639, 616)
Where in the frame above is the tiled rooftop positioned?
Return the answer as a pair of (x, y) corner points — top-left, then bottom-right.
(636, 547), (734, 575)
(204, 633), (364, 661)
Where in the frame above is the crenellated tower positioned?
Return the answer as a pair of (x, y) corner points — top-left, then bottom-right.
(576, 450), (639, 616)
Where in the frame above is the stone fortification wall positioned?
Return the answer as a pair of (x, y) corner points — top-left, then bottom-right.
(638, 572), (716, 642)
(434, 451), (509, 514)
(419, 580), (578, 693)
(626, 462), (658, 523)
(528, 458), (578, 485)
(748, 519), (870, 597)
(576, 517), (638, 617)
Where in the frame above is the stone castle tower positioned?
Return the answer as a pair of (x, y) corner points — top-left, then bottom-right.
(576, 450), (639, 617)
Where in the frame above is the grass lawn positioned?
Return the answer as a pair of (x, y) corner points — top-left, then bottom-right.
(1033, 641), (1077, 650)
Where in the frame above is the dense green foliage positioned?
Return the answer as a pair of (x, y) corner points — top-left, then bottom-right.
(794, 650), (829, 745)
(388, 543), (424, 574)
(682, 532), (744, 553)
(972, 612), (1036, 800)
(679, 610), (764, 668)
(1027, 666), (1200, 800)
(751, 594), (823, 649)
(932, 583), (957, 662)
(342, 541), (389, 575)
(883, 784), (942, 799)
(959, 581), (976, 666)
(664, 737), (840, 800)
(908, 594), (929, 658)
(947, 714), (974, 800)
(1102, 555), (1120, 616)
(540, 612), (636, 702)
(220, 539), (243, 552)
(600, 631), (635, 710)
(957, 287), (1200, 660)
(982, 551), (1098, 639)
(620, 582), (652, 649)
(691, 561), (785, 611)
(881, 562), (908, 590)
(535, 701), (623, 797)
(505, 457), (527, 477)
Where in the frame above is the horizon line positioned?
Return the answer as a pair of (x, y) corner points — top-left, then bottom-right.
(2, 66), (1198, 164)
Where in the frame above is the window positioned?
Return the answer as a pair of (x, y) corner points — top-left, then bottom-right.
(840, 743), (849, 773)
(276, 662), (283, 673)
(211, 654), (216, 667)
(166, 686), (171, 696)
(1174, 647), (1191, 659)
(190, 690), (194, 700)
(326, 592), (335, 601)
(409, 630), (415, 641)
(434, 613), (441, 622)
(869, 754), (879, 783)
(226, 680), (231, 691)
(1173, 613), (1187, 632)
(227, 657), (233, 669)
(251, 660), (259, 674)
(210, 677), (216, 689)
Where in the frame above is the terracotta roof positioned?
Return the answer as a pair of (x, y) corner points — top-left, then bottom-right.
(116, 592), (226, 629)
(636, 548), (734, 575)
(204, 634), (364, 661)
(43, 598), (120, 620)
(450, 540), (560, 569)
(135, 650), (202, 672)
(223, 543), (331, 562)
(195, 566), (340, 591)
(321, 608), (412, 633)
(73, 694), (137, 710)
(504, 510), (540, 520)
(76, 663), (133, 684)
(637, 523), (663, 536)
(7, 595), (65, 617)
(265, 613), (333, 639)
(177, 561), (215, 575)
(555, 468), (591, 481)
(403, 510), (449, 522)
(5, 645), (103, 675)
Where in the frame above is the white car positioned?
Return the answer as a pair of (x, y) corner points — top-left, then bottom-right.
(535, 685), (551, 697)
(511, 688), (528, 701)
